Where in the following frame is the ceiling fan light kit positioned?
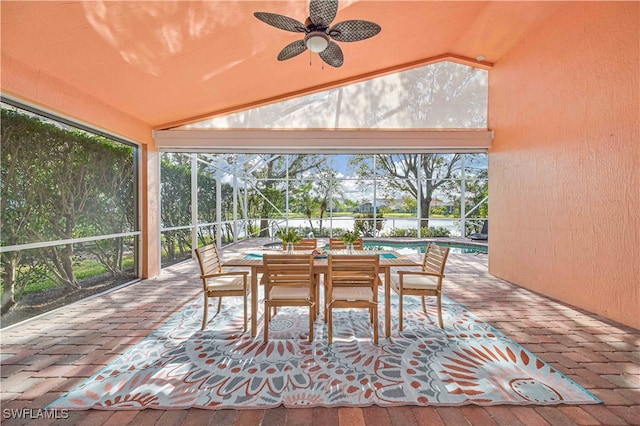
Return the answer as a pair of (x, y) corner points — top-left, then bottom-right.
(254, 0), (381, 68)
(305, 32), (330, 53)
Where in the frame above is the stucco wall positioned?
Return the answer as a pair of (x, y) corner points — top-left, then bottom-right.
(488, 2), (639, 329)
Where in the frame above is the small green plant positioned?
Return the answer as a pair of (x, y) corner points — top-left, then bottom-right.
(353, 213), (384, 237)
(341, 230), (360, 245)
(276, 228), (302, 244)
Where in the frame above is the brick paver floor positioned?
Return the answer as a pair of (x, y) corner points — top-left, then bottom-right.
(1, 239), (638, 425)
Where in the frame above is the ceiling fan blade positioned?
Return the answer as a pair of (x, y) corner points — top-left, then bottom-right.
(319, 42), (343, 67)
(277, 40), (308, 61)
(309, 0), (339, 27)
(254, 12), (306, 33)
(328, 20), (381, 42)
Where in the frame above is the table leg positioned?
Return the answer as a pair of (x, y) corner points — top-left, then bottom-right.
(251, 267), (258, 337)
(384, 267), (391, 337)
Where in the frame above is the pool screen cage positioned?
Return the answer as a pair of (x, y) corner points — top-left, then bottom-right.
(159, 152), (488, 266)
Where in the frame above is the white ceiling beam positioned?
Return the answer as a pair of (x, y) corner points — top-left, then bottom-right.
(153, 129), (493, 154)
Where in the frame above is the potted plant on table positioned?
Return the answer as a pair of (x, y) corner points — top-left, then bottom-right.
(276, 228), (302, 253)
(341, 230), (360, 253)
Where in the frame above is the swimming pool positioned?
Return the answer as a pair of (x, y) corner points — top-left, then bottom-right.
(263, 240), (487, 254)
(363, 240), (487, 255)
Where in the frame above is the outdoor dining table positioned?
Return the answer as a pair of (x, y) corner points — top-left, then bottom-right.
(223, 249), (420, 338)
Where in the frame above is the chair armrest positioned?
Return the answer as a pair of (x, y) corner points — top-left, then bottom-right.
(398, 270), (444, 278)
(202, 271), (249, 279)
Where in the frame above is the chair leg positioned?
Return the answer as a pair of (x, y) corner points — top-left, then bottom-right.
(327, 306), (333, 344)
(216, 297), (222, 314)
(372, 304), (379, 345)
(323, 286), (328, 322)
(421, 296), (427, 313)
(264, 302), (270, 342)
(437, 293), (443, 329)
(243, 293), (248, 332)
(313, 274), (320, 318)
(202, 294), (208, 330)
(308, 305), (314, 342)
(398, 292), (404, 331)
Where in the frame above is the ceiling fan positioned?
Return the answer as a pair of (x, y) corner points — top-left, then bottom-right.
(254, 0), (381, 68)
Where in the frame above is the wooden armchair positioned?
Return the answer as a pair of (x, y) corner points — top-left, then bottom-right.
(329, 237), (363, 250)
(282, 238), (318, 250)
(262, 254), (316, 342)
(390, 243), (450, 329)
(195, 244), (249, 331)
(326, 254), (380, 344)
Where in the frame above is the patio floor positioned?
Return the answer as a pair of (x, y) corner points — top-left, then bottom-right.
(1, 239), (638, 425)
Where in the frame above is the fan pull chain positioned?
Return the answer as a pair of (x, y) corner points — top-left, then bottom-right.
(308, 51), (324, 69)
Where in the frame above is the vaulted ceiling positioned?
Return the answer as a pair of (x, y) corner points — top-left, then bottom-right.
(1, 1), (560, 129)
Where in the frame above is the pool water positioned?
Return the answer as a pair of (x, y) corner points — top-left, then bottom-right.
(364, 241), (487, 255)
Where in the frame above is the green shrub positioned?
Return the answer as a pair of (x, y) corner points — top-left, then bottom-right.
(420, 226), (451, 237)
(382, 228), (417, 237)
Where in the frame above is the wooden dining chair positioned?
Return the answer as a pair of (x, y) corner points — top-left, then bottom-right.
(282, 238), (318, 250)
(194, 244), (249, 331)
(326, 254), (380, 344)
(329, 237), (363, 250)
(390, 243), (450, 330)
(262, 254), (316, 342)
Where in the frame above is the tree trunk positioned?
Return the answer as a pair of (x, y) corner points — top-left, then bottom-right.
(59, 244), (79, 288)
(1, 255), (17, 315)
(420, 197), (431, 229)
(116, 237), (124, 272)
(319, 204), (327, 235)
(259, 218), (270, 237)
(167, 238), (175, 261)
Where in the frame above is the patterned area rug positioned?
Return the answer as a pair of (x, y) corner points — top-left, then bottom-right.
(48, 290), (599, 410)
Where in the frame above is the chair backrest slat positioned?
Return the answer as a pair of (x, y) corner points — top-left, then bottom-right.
(422, 243), (450, 275)
(328, 255), (379, 287)
(195, 244), (223, 276)
(263, 254), (314, 288)
(282, 238), (317, 250)
(329, 238), (364, 250)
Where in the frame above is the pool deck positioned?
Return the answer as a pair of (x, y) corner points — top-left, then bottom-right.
(1, 238), (638, 425)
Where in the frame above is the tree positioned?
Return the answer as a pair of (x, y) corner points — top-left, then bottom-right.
(1, 109), (47, 313)
(315, 168), (341, 235)
(291, 182), (319, 233)
(444, 167), (488, 234)
(401, 195), (417, 213)
(80, 142), (134, 275)
(350, 154), (462, 228)
(160, 154), (191, 261)
(244, 155), (326, 237)
(1, 108), (135, 313)
(193, 155), (241, 244)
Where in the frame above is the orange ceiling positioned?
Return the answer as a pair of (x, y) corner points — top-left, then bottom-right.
(1, 1), (560, 129)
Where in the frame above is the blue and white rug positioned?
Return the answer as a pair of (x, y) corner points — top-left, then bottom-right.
(48, 290), (600, 410)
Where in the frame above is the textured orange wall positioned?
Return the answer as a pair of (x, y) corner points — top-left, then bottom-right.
(488, 2), (639, 329)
